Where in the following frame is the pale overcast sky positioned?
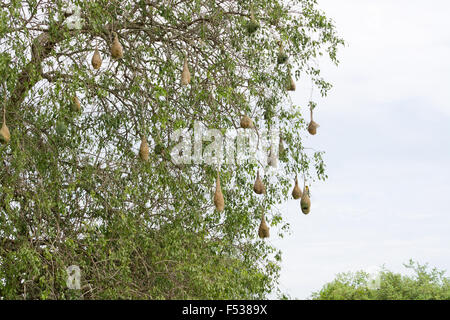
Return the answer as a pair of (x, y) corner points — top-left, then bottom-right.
(272, 0), (450, 299)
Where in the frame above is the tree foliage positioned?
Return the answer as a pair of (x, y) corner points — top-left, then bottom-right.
(311, 260), (450, 300)
(0, 0), (343, 299)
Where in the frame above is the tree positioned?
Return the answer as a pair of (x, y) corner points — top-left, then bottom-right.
(0, 0), (343, 299)
(311, 260), (450, 300)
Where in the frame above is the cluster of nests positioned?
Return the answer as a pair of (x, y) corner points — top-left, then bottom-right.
(0, 32), (125, 145)
(217, 107), (316, 241)
(0, 16), (320, 241)
(213, 160), (313, 241)
(0, 31), (189, 145)
(2, 13), (321, 146)
(210, 8), (320, 240)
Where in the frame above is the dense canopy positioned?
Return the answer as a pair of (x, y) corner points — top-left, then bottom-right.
(0, 0), (343, 299)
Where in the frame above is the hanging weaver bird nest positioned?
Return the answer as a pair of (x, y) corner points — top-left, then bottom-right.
(277, 42), (288, 64)
(267, 146), (278, 168)
(0, 109), (10, 145)
(240, 115), (253, 129)
(154, 143), (165, 155)
(292, 176), (302, 200)
(308, 108), (320, 135)
(110, 32), (123, 59)
(246, 8), (260, 35)
(181, 56), (191, 86)
(258, 213), (270, 239)
(71, 96), (81, 112)
(139, 136), (149, 162)
(56, 121), (67, 136)
(308, 121), (320, 135)
(301, 186), (311, 215)
(91, 47), (102, 69)
(286, 73), (296, 91)
(213, 171), (225, 212)
(253, 170), (266, 195)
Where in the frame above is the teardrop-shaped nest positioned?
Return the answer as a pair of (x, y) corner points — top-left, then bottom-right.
(292, 177), (302, 199)
(214, 172), (225, 212)
(300, 186), (311, 215)
(258, 214), (270, 239)
(154, 143), (165, 155)
(139, 136), (150, 162)
(92, 48), (102, 69)
(286, 74), (296, 91)
(246, 10), (260, 35)
(308, 121), (320, 135)
(240, 115), (253, 129)
(277, 44), (288, 64)
(0, 122), (10, 145)
(181, 57), (191, 85)
(71, 96), (81, 112)
(56, 121), (68, 136)
(111, 32), (123, 59)
(253, 170), (266, 195)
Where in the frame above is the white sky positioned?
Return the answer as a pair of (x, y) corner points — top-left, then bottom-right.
(272, 0), (450, 299)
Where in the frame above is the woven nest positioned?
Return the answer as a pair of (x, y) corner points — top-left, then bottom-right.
(213, 172), (225, 212)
